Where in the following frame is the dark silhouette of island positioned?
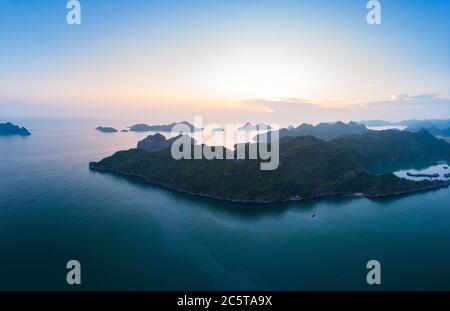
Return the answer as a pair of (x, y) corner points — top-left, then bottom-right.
(256, 121), (368, 142)
(0, 122), (31, 136)
(128, 121), (202, 132)
(96, 126), (118, 133)
(238, 122), (272, 131)
(137, 133), (196, 151)
(90, 128), (450, 203)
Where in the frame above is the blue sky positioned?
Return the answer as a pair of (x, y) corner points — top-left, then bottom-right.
(0, 0), (449, 124)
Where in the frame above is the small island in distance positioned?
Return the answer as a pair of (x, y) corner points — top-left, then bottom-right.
(0, 122), (31, 136)
(96, 126), (118, 133)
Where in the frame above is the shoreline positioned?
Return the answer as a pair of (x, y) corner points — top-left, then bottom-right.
(89, 162), (450, 204)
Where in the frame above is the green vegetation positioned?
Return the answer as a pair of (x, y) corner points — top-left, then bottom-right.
(137, 133), (195, 151)
(90, 129), (450, 203)
(329, 129), (450, 166)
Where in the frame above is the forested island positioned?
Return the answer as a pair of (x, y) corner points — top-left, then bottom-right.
(128, 121), (202, 132)
(90, 128), (450, 203)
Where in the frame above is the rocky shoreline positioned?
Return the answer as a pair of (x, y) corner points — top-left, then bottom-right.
(89, 162), (450, 204)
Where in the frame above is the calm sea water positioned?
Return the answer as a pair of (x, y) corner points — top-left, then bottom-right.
(1, 119), (450, 290)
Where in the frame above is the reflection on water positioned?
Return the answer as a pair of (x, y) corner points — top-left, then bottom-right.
(90, 168), (366, 219)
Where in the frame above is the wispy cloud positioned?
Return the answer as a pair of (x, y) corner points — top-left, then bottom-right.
(363, 94), (449, 109)
(239, 97), (350, 111)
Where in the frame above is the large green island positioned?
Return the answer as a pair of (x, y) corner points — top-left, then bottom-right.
(90, 128), (450, 203)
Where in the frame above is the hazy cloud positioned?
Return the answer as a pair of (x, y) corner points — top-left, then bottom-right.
(365, 94), (449, 108)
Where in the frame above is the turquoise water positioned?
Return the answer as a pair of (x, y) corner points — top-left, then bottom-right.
(1, 119), (450, 290)
(393, 162), (450, 181)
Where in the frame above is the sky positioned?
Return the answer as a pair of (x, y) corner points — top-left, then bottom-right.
(0, 0), (449, 125)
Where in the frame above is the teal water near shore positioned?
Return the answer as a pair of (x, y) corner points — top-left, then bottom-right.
(1, 119), (450, 290)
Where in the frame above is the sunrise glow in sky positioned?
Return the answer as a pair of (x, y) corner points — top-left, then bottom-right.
(0, 0), (449, 124)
